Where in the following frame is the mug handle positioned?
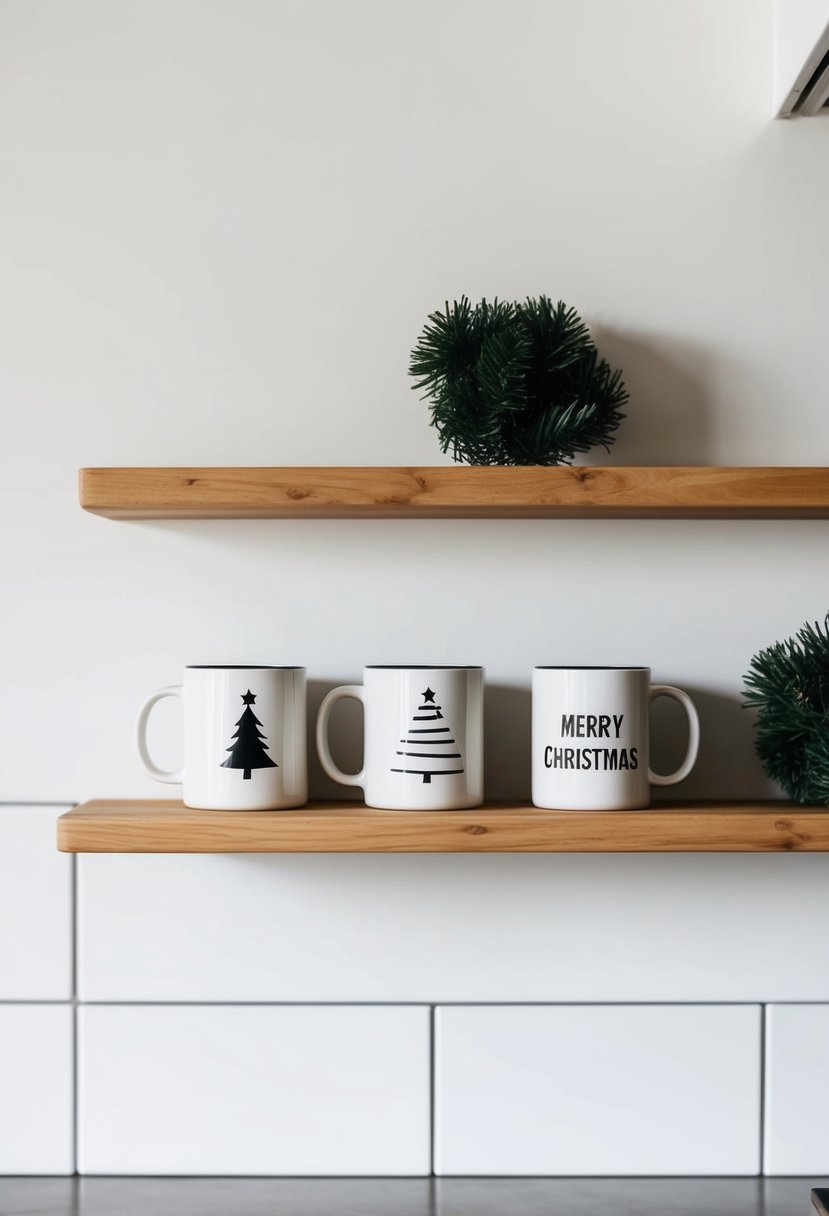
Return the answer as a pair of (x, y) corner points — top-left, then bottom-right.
(648, 685), (700, 787)
(316, 685), (366, 788)
(136, 686), (184, 784)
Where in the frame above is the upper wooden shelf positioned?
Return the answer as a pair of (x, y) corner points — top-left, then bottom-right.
(78, 466), (829, 520)
(58, 799), (829, 853)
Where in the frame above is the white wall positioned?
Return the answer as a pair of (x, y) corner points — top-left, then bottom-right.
(3, 0), (829, 804)
(2, 0), (829, 1177)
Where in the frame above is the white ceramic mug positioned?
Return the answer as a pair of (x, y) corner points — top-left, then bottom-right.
(532, 666), (699, 810)
(137, 665), (307, 810)
(316, 666), (484, 810)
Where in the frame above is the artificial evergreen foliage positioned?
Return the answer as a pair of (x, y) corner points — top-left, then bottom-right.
(743, 616), (829, 804)
(408, 295), (628, 465)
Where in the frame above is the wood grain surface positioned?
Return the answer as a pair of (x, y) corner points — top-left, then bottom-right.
(57, 799), (829, 853)
(78, 466), (829, 519)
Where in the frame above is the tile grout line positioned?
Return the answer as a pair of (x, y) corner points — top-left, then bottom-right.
(61, 999), (796, 1006)
(72, 851), (79, 1177)
(0, 999), (81, 1005)
(0, 999), (800, 1006)
(758, 1003), (766, 1176)
(71, 852), (77, 998)
(429, 1005), (436, 1177)
(0, 998), (814, 1006)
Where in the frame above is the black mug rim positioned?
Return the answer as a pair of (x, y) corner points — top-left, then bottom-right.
(186, 664), (305, 670)
(364, 664), (483, 670)
(534, 665), (650, 671)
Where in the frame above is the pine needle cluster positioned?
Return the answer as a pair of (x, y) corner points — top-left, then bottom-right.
(408, 295), (628, 465)
(743, 616), (829, 804)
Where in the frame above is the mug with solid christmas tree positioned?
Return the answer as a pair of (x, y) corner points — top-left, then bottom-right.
(316, 666), (483, 810)
(137, 665), (307, 810)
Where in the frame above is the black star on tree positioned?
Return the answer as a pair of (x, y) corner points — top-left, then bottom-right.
(422, 687), (436, 703)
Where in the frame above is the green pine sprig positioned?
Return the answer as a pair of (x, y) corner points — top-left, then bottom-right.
(743, 616), (829, 804)
(408, 295), (628, 466)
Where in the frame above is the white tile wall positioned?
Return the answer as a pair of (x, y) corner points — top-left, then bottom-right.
(77, 853), (829, 1002)
(0, 809), (822, 1178)
(434, 1005), (761, 1176)
(0, 1005), (74, 1175)
(764, 1004), (829, 1175)
(77, 1004), (430, 1176)
(0, 806), (72, 999)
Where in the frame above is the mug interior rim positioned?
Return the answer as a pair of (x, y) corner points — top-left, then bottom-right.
(186, 665), (305, 670)
(534, 665), (650, 671)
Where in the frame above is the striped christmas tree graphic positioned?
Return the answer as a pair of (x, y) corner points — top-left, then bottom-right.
(391, 686), (464, 784)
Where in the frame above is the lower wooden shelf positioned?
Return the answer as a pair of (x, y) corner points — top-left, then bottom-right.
(56, 799), (829, 853)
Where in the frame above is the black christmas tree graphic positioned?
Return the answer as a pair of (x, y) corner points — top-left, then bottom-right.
(391, 686), (464, 784)
(220, 690), (278, 780)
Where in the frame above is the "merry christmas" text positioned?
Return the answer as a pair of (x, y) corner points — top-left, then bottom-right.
(544, 746), (639, 770)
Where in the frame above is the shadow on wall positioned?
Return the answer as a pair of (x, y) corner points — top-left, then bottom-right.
(650, 686), (776, 802)
(587, 329), (717, 467)
(484, 685), (532, 801)
(308, 679), (364, 801)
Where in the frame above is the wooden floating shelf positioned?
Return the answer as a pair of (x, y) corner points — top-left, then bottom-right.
(57, 799), (829, 853)
(78, 466), (829, 520)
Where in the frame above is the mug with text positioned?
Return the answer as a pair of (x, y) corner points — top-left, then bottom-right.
(316, 665), (484, 810)
(137, 665), (307, 810)
(532, 666), (699, 810)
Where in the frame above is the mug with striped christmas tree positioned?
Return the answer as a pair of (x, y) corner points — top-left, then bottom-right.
(316, 666), (484, 810)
